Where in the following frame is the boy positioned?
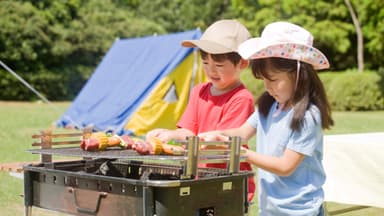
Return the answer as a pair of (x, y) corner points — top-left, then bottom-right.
(146, 19), (255, 201)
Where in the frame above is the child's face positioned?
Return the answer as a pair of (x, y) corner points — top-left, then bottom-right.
(262, 70), (294, 106)
(202, 55), (244, 91)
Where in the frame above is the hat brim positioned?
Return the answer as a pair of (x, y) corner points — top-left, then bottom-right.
(238, 38), (329, 70)
(181, 40), (233, 54)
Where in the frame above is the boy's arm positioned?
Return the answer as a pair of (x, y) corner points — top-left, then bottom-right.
(146, 128), (194, 143)
(199, 121), (256, 142)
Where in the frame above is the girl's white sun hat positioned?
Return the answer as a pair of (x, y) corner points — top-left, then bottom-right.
(238, 21), (329, 70)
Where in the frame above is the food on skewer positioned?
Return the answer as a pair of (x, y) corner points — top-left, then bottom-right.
(146, 136), (164, 155)
(81, 132), (133, 151)
(80, 132), (185, 155)
(133, 137), (165, 155)
(80, 132), (109, 151)
(110, 134), (135, 149)
(106, 135), (122, 147)
(132, 139), (151, 155)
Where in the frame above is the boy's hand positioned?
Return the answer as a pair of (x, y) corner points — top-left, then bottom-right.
(146, 128), (167, 138)
(198, 132), (229, 150)
(146, 128), (174, 143)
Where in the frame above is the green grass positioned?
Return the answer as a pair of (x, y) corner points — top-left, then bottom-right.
(0, 101), (383, 215)
(326, 111), (384, 134)
(0, 102), (69, 163)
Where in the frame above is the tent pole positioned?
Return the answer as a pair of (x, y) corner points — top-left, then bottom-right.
(0, 60), (81, 128)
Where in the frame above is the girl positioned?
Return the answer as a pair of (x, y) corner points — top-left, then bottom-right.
(199, 21), (334, 216)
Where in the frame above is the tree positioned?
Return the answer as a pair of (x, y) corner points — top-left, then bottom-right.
(357, 0), (384, 69)
(231, 0), (360, 70)
(344, 0), (364, 72)
(1, 0), (383, 100)
(127, 0), (234, 32)
(0, 0), (169, 100)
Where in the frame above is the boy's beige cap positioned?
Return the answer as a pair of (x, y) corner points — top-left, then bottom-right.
(181, 19), (250, 54)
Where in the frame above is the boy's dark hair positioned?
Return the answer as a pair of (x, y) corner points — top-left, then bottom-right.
(251, 57), (334, 131)
(199, 50), (242, 65)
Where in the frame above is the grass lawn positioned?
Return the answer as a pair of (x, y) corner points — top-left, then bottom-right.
(0, 101), (383, 215)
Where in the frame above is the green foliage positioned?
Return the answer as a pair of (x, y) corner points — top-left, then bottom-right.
(232, 0), (383, 70)
(241, 69), (384, 111)
(1, 0), (384, 101)
(0, 70), (33, 100)
(322, 71), (384, 111)
(0, 1), (50, 72)
(0, 0), (170, 100)
(317, 72), (334, 100)
(127, 0), (234, 32)
(240, 68), (264, 102)
(358, 0), (384, 68)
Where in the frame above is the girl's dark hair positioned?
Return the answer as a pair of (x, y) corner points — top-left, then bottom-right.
(200, 50), (242, 65)
(251, 57), (334, 131)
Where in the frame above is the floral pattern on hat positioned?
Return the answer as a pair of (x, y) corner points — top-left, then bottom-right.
(238, 21), (330, 70)
(250, 43), (329, 70)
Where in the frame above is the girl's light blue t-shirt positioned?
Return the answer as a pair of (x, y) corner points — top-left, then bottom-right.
(247, 102), (325, 216)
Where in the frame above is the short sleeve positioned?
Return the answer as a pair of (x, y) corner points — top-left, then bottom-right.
(287, 106), (322, 156)
(246, 110), (259, 129)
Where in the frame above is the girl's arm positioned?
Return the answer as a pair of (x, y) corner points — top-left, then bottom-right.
(244, 148), (305, 176)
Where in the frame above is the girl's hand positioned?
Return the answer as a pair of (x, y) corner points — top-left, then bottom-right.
(241, 146), (251, 161)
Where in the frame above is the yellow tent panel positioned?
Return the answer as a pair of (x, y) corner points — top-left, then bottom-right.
(125, 52), (206, 135)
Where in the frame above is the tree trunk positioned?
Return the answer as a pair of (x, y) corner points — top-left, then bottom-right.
(344, 0), (364, 72)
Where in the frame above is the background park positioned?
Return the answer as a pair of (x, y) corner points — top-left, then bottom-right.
(1, 0), (383, 215)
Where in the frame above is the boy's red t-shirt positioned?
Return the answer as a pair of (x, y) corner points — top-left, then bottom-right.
(177, 82), (256, 201)
(177, 82), (254, 134)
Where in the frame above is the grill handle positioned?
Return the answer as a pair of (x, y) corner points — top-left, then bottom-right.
(68, 187), (107, 214)
(228, 136), (241, 173)
(183, 136), (199, 179)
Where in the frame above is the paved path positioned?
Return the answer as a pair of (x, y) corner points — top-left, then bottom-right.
(323, 132), (384, 209)
(324, 132), (384, 145)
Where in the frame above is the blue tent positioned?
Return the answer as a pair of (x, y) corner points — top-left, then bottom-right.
(57, 29), (204, 135)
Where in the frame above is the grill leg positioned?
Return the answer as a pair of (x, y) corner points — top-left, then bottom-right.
(143, 186), (154, 216)
(24, 206), (32, 216)
(24, 170), (33, 216)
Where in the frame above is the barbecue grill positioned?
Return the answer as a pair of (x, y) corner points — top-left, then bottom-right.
(24, 130), (253, 216)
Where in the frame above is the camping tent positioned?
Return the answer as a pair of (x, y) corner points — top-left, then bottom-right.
(57, 29), (206, 135)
